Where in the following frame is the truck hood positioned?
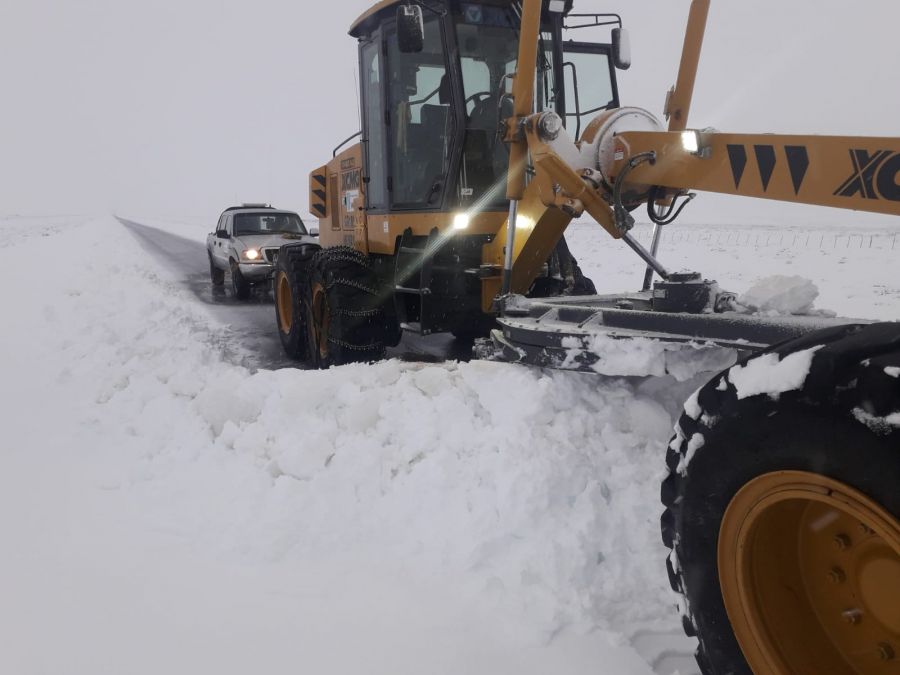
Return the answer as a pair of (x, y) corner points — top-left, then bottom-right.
(235, 233), (316, 250)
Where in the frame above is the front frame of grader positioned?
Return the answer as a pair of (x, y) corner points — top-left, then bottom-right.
(307, 0), (900, 352)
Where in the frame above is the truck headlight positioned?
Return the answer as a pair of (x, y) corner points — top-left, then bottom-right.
(244, 249), (261, 261)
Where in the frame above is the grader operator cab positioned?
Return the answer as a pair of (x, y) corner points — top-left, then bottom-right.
(275, 0), (631, 365)
(274, 2), (900, 672)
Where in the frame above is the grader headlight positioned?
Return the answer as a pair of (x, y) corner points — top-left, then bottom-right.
(680, 129), (711, 159)
(453, 213), (471, 230)
(681, 130), (700, 154)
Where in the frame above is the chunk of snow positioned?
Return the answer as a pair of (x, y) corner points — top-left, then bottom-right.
(562, 334), (736, 382)
(676, 433), (705, 476)
(683, 390), (702, 420)
(667, 548), (681, 575)
(853, 408), (900, 434)
(886, 367), (900, 379)
(739, 275), (820, 315)
(664, 344), (738, 382)
(728, 346), (824, 400)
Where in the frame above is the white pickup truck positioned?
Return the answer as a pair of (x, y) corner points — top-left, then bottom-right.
(207, 205), (318, 299)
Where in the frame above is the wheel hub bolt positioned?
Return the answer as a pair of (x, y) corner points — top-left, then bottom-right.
(828, 567), (847, 584)
(878, 643), (896, 662)
(833, 534), (852, 551)
(842, 609), (863, 625)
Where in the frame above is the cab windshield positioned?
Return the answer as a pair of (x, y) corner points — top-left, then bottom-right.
(453, 3), (558, 209)
(234, 213), (307, 237)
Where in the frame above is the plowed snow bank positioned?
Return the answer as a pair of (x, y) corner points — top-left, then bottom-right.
(1, 217), (702, 674)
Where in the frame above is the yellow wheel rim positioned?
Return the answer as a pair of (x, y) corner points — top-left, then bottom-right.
(719, 471), (900, 674)
(310, 281), (330, 359)
(276, 271), (292, 335)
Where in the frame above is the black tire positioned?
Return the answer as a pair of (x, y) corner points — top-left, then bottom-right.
(274, 244), (320, 360)
(661, 322), (900, 674)
(303, 247), (387, 369)
(209, 254), (225, 286)
(230, 260), (251, 300)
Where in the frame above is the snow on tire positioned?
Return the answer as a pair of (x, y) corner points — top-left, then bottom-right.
(661, 322), (900, 674)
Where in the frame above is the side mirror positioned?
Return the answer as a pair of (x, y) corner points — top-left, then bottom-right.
(217, 230), (230, 239)
(397, 4), (424, 54)
(612, 28), (632, 70)
(309, 226), (320, 237)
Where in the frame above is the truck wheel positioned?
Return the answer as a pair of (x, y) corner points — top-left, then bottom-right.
(274, 244), (319, 360)
(209, 254), (225, 286)
(661, 323), (900, 675)
(230, 260), (251, 300)
(303, 247), (386, 369)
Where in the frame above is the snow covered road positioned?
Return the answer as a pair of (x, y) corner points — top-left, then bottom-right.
(119, 218), (476, 372)
(2, 213), (897, 674)
(120, 217), (293, 371)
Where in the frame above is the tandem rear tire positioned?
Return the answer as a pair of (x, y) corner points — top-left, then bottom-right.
(661, 323), (900, 675)
(303, 247), (387, 369)
(274, 244), (320, 361)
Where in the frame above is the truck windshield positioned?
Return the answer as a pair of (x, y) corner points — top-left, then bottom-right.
(234, 213), (307, 236)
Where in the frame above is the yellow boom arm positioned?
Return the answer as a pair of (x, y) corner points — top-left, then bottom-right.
(483, 0), (900, 308)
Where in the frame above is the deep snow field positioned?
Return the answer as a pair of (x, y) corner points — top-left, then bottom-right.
(1, 213), (898, 675)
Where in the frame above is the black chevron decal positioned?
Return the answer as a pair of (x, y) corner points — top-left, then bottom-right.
(313, 173), (327, 187)
(754, 145), (777, 191)
(727, 145), (748, 189)
(313, 189), (326, 201)
(784, 146), (810, 195)
(312, 203), (326, 216)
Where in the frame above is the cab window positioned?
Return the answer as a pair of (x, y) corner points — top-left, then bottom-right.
(454, 5), (518, 208)
(385, 13), (451, 208)
(361, 36), (388, 210)
(563, 43), (617, 139)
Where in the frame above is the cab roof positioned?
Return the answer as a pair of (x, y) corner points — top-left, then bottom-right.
(349, 0), (575, 38)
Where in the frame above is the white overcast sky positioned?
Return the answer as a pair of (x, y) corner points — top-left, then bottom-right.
(1, 0), (898, 226)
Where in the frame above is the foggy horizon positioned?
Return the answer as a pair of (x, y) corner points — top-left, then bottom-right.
(2, 0), (899, 227)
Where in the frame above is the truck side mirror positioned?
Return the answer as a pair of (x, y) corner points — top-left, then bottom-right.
(309, 226), (319, 237)
(397, 4), (424, 54)
(612, 28), (631, 70)
(217, 230), (230, 239)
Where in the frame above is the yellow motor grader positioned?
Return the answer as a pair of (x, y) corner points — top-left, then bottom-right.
(273, 1), (900, 672)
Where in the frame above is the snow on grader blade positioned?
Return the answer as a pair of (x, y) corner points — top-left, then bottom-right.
(292, 0), (900, 672)
(484, 291), (871, 375)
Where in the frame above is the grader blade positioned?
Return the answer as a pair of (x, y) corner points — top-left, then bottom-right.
(486, 293), (869, 374)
